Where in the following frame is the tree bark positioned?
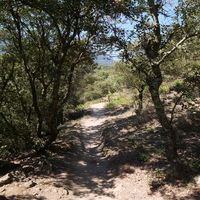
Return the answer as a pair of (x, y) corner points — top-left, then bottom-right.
(45, 59), (62, 147)
(137, 85), (145, 114)
(46, 90), (59, 147)
(148, 80), (178, 161)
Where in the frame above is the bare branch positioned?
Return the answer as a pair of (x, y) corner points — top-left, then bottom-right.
(157, 32), (200, 65)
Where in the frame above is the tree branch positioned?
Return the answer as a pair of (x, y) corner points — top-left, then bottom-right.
(157, 32), (200, 65)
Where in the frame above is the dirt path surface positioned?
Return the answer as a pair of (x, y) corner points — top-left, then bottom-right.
(1, 103), (199, 199)
(67, 103), (163, 200)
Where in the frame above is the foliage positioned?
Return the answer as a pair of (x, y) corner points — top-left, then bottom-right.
(0, 0), (200, 163)
(105, 0), (200, 160)
(106, 95), (130, 109)
(0, 0), (103, 155)
(159, 84), (170, 94)
(80, 66), (120, 101)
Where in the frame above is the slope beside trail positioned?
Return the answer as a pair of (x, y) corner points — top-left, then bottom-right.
(1, 103), (164, 200)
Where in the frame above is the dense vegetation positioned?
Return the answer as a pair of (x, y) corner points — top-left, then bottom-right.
(0, 0), (200, 166)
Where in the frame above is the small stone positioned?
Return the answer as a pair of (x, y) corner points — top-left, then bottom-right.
(0, 173), (13, 187)
(175, 105), (182, 111)
(32, 191), (38, 196)
(0, 188), (6, 193)
(195, 175), (200, 186)
(24, 181), (37, 188)
(120, 164), (135, 174)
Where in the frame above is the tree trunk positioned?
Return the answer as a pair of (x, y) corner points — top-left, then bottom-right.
(45, 62), (61, 147)
(57, 108), (64, 125)
(46, 115), (58, 147)
(29, 79), (43, 138)
(148, 83), (178, 161)
(137, 85), (145, 114)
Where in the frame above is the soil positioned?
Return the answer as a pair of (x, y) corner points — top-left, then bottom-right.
(0, 103), (199, 200)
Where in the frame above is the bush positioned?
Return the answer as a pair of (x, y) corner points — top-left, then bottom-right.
(106, 102), (116, 109)
(0, 118), (33, 159)
(170, 79), (185, 93)
(106, 96), (130, 109)
(159, 84), (170, 94)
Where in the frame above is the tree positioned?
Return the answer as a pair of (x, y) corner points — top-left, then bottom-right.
(115, 61), (146, 114)
(80, 66), (118, 101)
(0, 0), (104, 149)
(107, 0), (200, 161)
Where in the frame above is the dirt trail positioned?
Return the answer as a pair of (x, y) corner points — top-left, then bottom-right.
(66, 103), (164, 200)
(1, 103), (164, 200)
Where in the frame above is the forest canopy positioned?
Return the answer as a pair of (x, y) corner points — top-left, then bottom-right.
(0, 0), (200, 162)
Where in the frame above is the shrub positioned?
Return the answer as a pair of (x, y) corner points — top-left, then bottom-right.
(106, 96), (130, 109)
(159, 84), (170, 94)
(170, 79), (185, 93)
(106, 102), (116, 109)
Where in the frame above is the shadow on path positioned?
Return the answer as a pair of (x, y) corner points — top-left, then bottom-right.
(50, 103), (120, 198)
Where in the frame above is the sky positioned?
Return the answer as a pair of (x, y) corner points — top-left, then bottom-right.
(96, 53), (120, 65)
(96, 0), (178, 65)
